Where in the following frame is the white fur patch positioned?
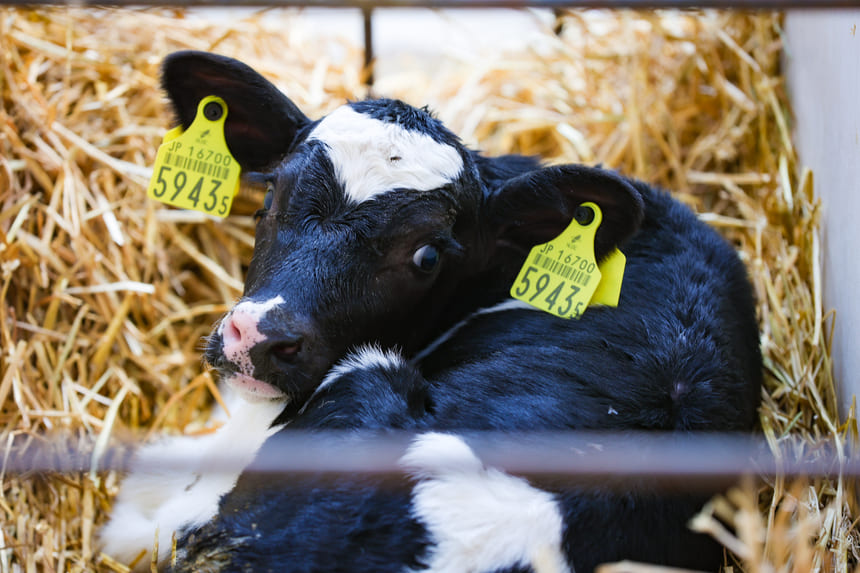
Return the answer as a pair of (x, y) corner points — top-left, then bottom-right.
(401, 433), (571, 573)
(218, 295), (285, 376)
(99, 399), (285, 571)
(309, 106), (464, 203)
(314, 345), (405, 396)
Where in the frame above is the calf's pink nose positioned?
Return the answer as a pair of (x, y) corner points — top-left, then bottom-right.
(222, 309), (262, 353)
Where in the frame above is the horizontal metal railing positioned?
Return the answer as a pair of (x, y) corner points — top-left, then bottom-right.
(3, 432), (854, 491)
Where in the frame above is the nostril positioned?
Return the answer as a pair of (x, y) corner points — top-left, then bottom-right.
(222, 317), (242, 348)
(221, 310), (261, 350)
(270, 338), (303, 363)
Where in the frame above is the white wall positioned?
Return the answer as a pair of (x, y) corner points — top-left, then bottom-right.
(297, 8), (553, 80)
(785, 11), (860, 417)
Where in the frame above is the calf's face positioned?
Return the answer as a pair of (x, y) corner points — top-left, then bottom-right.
(214, 136), (476, 401)
(162, 52), (644, 405)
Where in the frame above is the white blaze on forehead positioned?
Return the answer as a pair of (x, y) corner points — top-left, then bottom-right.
(308, 106), (464, 203)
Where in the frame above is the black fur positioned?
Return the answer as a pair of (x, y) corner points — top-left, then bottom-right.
(350, 98), (462, 149)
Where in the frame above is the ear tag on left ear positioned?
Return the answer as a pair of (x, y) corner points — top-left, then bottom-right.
(510, 202), (604, 320)
(148, 95), (240, 218)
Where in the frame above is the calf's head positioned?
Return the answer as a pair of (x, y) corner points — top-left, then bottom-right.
(162, 51), (644, 404)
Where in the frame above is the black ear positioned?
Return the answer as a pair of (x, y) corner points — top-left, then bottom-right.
(161, 51), (311, 172)
(486, 164), (645, 262)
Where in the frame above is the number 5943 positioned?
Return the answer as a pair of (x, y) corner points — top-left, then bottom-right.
(513, 266), (585, 319)
(149, 166), (231, 216)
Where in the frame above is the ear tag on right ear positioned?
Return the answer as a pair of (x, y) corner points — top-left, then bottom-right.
(510, 202), (603, 320)
(148, 95), (240, 218)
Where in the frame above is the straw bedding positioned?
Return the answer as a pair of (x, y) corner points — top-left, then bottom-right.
(0, 7), (855, 572)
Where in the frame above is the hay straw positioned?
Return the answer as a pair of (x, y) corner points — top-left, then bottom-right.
(0, 6), (855, 572)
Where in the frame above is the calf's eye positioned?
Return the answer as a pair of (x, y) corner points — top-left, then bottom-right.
(412, 245), (440, 273)
(263, 182), (274, 210)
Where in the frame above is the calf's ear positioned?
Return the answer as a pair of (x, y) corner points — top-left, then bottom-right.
(486, 164), (645, 262)
(161, 51), (311, 172)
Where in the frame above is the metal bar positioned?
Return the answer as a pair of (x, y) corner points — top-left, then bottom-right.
(363, 7), (374, 87)
(1, 0), (857, 7)
(2, 432), (854, 490)
(553, 8), (565, 35)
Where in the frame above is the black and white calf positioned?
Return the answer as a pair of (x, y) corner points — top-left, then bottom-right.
(101, 51), (762, 572)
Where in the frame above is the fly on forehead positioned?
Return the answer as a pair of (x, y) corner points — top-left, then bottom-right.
(308, 102), (465, 205)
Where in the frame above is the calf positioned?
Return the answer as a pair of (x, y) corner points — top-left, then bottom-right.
(102, 51), (762, 572)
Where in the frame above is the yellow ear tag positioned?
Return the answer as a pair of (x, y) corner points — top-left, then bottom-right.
(589, 248), (626, 307)
(511, 202), (616, 319)
(147, 96), (240, 218)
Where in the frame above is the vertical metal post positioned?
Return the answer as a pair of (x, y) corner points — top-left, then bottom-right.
(553, 8), (565, 35)
(363, 7), (375, 88)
